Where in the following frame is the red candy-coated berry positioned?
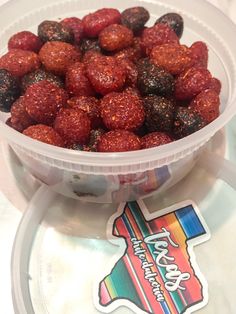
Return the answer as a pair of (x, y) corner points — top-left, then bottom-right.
(120, 58), (138, 87)
(114, 38), (143, 63)
(82, 8), (121, 38)
(60, 17), (84, 44)
(10, 96), (35, 132)
(67, 96), (102, 128)
(140, 23), (179, 55)
(54, 108), (91, 145)
(66, 62), (95, 97)
(86, 56), (126, 95)
(82, 50), (102, 66)
(39, 41), (81, 75)
(101, 91), (145, 131)
(8, 31), (43, 53)
(25, 80), (68, 125)
(99, 24), (134, 52)
(141, 132), (172, 149)
(98, 130), (141, 152)
(175, 67), (212, 100)
(23, 124), (65, 147)
(190, 41), (208, 68)
(0, 49), (40, 77)
(208, 77), (222, 94)
(189, 89), (220, 123)
(150, 43), (194, 75)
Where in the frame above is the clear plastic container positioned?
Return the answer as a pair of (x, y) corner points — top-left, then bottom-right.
(1, 0), (236, 203)
(10, 118), (236, 314)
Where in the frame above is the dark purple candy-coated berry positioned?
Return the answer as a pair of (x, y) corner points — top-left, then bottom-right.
(121, 7), (150, 32)
(155, 13), (184, 38)
(137, 60), (174, 96)
(0, 69), (20, 112)
(80, 38), (102, 54)
(143, 95), (175, 133)
(21, 69), (64, 92)
(38, 20), (74, 43)
(173, 107), (207, 139)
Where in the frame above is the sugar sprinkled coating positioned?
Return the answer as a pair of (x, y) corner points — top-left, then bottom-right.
(24, 80), (68, 125)
(86, 56), (126, 95)
(82, 8), (121, 38)
(173, 107), (207, 139)
(38, 20), (74, 43)
(54, 108), (91, 145)
(189, 89), (220, 123)
(99, 24), (134, 52)
(23, 124), (65, 147)
(67, 96), (102, 128)
(10, 96), (35, 132)
(39, 41), (81, 75)
(101, 91), (145, 131)
(141, 132), (173, 149)
(21, 69), (64, 92)
(0, 69), (20, 112)
(98, 130), (141, 152)
(143, 95), (175, 133)
(8, 31), (43, 52)
(0, 49), (40, 77)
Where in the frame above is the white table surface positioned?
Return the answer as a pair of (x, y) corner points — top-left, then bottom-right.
(0, 1), (236, 314)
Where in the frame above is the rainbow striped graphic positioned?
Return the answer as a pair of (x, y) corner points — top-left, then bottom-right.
(98, 201), (210, 314)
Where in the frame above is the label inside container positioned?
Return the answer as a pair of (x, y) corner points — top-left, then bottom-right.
(95, 200), (210, 314)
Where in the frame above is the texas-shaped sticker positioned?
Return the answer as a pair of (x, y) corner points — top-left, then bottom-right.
(95, 200), (210, 314)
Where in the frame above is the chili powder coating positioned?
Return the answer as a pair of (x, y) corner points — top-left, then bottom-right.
(189, 89), (220, 123)
(10, 96), (35, 132)
(60, 17), (84, 44)
(99, 24), (134, 52)
(173, 107), (207, 139)
(143, 95), (175, 133)
(24, 80), (68, 125)
(0, 69), (20, 112)
(38, 20), (74, 43)
(121, 7), (150, 33)
(54, 108), (91, 145)
(98, 130), (141, 152)
(86, 56), (126, 95)
(175, 66), (212, 100)
(141, 132), (173, 149)
(101, 91), (145, 131)
(82, 8), (121, 38)
(21, 69), (64, 92)
(65, 62), (95, 97)
(208, 77), (222, 94)
(67, 96), (102, 128)
(23, 124), (65, 147)
(190, 41), (208, 68)
(8, 31), (43, 52)
(140, 23), (179, 55)
(155, 13), (184, 38)
(150, 43), (194, 75)
(39, 41), (81, 75)
(0, 49), (40, 77)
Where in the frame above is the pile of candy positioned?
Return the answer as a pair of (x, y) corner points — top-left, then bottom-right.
(0, 7), (221, 152)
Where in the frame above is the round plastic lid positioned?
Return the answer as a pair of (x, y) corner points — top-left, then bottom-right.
(11, 117), (236, 313)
